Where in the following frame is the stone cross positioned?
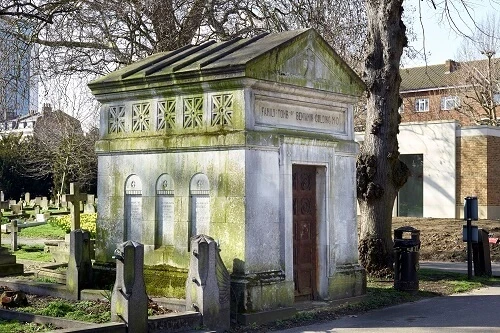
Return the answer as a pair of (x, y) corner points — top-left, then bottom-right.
(63, 182), (87, 230)
(10, 220), (18, 251)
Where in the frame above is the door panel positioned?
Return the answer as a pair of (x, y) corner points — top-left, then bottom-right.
(292, 165), (317, 301)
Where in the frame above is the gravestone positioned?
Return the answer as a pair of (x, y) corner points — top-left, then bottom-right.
(24, 192), (30, 203)
(34, 206), (40, 215)
(84, 203), (96, 214)
(90, 29), (365, 318)
(0, 213), (23, 276)
(0, 191), (3, 201)
(40, 197), (49, 211)
(66, 229), (93, 299)
(34, 197), (42, 206)
(87, 194), (95, 205)
(111, 241), (148, 333)
(10, 204), (21, 215)
(10, 220), (18, 251)
(0, 201), (9, 210)
(186, 234), (230, 332)
(8, 200), (16, 208)
(62, 182), (87, 230)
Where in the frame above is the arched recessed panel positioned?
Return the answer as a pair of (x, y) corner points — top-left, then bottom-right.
(155, 173), (175, 247)
(124, 174), (142, 242)
(190, 173), (210, 239)
(125, 174), (143, 195)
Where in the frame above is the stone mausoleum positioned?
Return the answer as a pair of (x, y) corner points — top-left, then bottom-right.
(89, 28), (365, 315)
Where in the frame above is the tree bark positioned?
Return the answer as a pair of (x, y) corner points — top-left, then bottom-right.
(357, 0), (410, 277)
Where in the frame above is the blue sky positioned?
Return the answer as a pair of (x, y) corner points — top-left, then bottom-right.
(403, 0), (500, 67)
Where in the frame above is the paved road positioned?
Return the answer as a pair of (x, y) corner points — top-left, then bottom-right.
(421, 261), (500, 276)
(277, 263), (500, 333)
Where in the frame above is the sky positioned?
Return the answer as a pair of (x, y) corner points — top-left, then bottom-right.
(403, 0), (500, 67)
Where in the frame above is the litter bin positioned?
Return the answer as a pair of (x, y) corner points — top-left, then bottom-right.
(472, 228), (492, 276)
(394, 226), (420, 292)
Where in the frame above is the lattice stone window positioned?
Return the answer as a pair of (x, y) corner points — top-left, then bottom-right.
(211, 94), (234, 126)
(157, 99), (176, 130)
(183, 97), (204, 129)
(132, 102), (151, 132)
(108, 106), (126, 134)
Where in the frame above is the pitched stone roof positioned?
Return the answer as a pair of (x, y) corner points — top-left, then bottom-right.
(89, 29), (365, 96)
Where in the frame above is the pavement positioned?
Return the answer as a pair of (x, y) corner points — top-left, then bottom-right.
(276, 261), (500, 333)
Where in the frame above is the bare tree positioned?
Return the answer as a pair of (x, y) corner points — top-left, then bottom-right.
(455, 14), (500, 125)
(22, 107), (97, 196)
(357, 0), (500, 276)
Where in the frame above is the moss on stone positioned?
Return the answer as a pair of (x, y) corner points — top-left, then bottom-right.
(144, 265), (188, 298)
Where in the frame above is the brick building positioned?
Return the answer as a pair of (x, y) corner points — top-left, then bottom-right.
(392, 59), (500, 218)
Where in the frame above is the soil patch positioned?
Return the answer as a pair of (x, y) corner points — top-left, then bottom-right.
(392, 217), (500, 262)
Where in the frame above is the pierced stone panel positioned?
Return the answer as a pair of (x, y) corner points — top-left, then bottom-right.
(108, 106), (126, 134)
(183, 97), (204, 129)
(157, 99), (176, 130)
(132, 102), (151, 132)
(211, 94), (233, 127)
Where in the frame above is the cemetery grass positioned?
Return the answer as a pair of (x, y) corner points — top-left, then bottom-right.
(18, 223), (66, 239)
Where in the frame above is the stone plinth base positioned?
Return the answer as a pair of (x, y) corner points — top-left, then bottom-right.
(0, 249), (24, 277)
(328, 264), (366, 299)
(231, 270), (295, 322)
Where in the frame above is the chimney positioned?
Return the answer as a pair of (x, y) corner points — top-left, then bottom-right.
(445, 59), (457, 73)
(42, 103), (52, 113)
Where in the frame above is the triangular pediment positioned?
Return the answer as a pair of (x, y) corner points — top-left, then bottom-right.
(247, 30), (364, 96)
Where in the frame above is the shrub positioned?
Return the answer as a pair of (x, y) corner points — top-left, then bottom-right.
(49, 213), (97, 238)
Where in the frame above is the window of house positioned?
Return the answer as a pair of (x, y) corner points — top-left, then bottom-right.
(441, 96), (460, 110)
(415, 98), (429, 112)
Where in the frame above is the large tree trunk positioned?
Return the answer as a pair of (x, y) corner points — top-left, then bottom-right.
(357, 0), (410, 277)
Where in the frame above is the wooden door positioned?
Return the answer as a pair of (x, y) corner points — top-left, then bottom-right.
(292, 165), (317, 300)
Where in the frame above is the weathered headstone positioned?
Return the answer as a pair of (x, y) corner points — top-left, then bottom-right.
(34, 206), (40, 215)
(62, 182), (87, 230)
(10, 220), (18, 251)
(0, 213), (23, 276)
(35, 213), (46, 223)
(8, 200), (16, 208)
(10, 204), (21, 215)
(111, 241), (148, 333)
(87, 194), (95, 205)
(24, 192), (30, 203)
(66, 229), (93, 299)
(0, 201), (9, 210)
(186, 234), (230, 332)
(40, 197), (49, 211)
(84, 203), (96, 214)
(34, 197), (42, 206)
